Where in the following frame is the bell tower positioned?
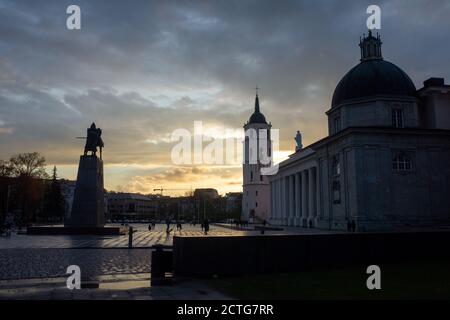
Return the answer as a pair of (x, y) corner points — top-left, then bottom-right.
(242, 90), (272, 222)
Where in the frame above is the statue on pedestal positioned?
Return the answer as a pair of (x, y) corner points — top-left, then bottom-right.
(66, 122), (105, 228)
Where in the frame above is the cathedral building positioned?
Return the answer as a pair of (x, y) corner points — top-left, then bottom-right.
(269, 31), (450, 231)
(242, 93), (272, 222)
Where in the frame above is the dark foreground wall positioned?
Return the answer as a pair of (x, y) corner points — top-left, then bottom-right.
(173, 232), (450, 276)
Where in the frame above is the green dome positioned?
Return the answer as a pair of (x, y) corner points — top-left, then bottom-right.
(332, 59), (417, 107)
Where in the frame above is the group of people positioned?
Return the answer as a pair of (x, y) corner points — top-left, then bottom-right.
(231, 219), (249, 229)
(146, 218), (211, 235)
(347, 220), (357, 232)
(0, 223), (12, 237)
(147, 220), (156, 231)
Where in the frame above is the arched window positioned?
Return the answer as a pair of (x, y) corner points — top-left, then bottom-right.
(392, 155), (412, 172)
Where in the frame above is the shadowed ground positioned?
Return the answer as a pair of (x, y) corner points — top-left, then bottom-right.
(204, 258), (450, 299)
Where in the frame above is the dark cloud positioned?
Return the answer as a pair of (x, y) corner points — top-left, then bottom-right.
(1, 0), (449, 192)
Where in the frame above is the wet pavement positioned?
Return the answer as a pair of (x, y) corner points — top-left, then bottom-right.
(0, 224), (250, 249)
(0, 273), (231, 300)
(0, 224), (253, 281)
(0, 248), (152, 280)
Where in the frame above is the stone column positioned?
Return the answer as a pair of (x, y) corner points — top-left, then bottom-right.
(281, 177), (286, 224)
(301, 170), (308, 227)
(288, 175), (295, 225)
(270, 181), (274, 222)
(308, 167), (316, 227)
(294, 173), (300, 226)
(275, 179), (281, 224)
(285, 176), (290, 225)
(316, 167), (321, 221)
(284, 176), (288, 225)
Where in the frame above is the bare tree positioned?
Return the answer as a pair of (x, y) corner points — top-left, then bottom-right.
(0, 160), (13, 177)
(9, 152), (48, 178)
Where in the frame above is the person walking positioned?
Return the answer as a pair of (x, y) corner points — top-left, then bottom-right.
(128, 226), (134, 248)
(351, 220), (356, 232)
(203, 218), (209, 235)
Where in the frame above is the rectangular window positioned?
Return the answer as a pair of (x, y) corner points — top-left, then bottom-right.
(392, 109), (404, 128)
(332, 180), (341, 203)
(334, 117), (341, 134)
(392, 155), (412, 172)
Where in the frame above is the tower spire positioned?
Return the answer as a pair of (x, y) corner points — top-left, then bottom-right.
(255, 86), (260, 113)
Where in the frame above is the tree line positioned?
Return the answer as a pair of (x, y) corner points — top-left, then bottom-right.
(0, 152), (65, 226)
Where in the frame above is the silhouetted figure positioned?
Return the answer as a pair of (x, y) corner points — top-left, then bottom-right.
(128, 226), (134, 248)
(176, 221), (182, 231)
(351, 220), (356, 232)
(148, 224), (152, 231)
(166, 218), (171, 233)
(203, 218), (210, 235)
(347, 221), (351, 232)
(152, 221), (156, 228)
(309, 220), (313, 228)
(84, 122), (104, 158)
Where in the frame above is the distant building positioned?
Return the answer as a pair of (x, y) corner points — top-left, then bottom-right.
(59, 179), (76, 220)
(193, 188), (228, 221)
(193, 188), (219, 199)
(269, 31), (450, 231)
(157, 195), (196, 221)
(106, 192), (158, 221)
(225, 192), (243, 214)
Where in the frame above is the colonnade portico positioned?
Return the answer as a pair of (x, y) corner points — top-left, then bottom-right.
(270, 166), (320, 227)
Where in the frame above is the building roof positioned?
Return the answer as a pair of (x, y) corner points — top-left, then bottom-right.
(107, 192), (154, 201)
(331, 32), (417, 107)
(248, 94), (268, 124)
(273, 126), (450, 175)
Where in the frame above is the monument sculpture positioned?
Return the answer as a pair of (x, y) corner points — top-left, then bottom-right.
(65, 122), (105, 228)
(295, 130), (303, 152)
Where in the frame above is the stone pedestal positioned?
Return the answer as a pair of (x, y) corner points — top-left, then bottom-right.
(65, 155), (105, 228)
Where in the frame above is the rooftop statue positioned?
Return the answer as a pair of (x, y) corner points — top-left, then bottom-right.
(295, 130), (303, 152)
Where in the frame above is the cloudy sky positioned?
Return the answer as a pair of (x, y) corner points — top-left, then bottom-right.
(1, 0), (449, 195)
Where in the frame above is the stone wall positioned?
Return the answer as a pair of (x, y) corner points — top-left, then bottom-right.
(173, 232), (450, 276)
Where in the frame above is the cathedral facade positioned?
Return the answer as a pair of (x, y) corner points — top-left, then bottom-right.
(269, 31), (450, 231)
